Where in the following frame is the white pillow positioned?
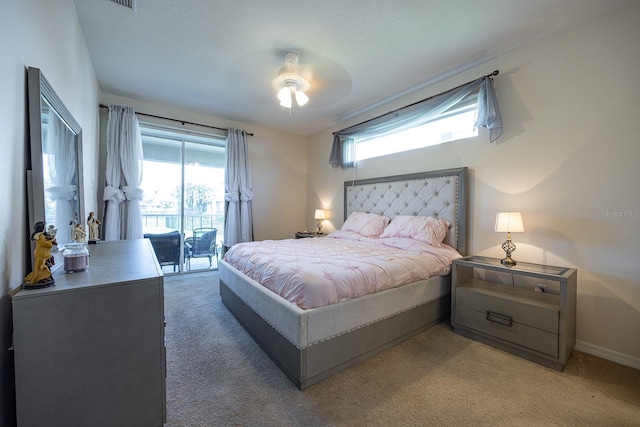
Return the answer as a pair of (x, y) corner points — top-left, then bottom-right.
(341, 212), (390, 238)
(326, 230), (367, 241)
(379, 215), (450, 245)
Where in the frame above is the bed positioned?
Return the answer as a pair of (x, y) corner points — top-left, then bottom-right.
(219, 167), (467, 389)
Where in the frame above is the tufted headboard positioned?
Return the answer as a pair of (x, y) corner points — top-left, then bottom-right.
(344, 167), (468, 255)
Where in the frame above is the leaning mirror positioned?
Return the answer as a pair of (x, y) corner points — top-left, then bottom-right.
(27, 67), (84, 272)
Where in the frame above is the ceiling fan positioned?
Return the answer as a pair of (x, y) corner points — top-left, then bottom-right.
(272, 51), (311, 109)
(224, 48), (352, 111)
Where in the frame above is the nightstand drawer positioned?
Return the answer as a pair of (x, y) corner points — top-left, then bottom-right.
(456, 280), (559, 333)
(455, 305), (559, 357)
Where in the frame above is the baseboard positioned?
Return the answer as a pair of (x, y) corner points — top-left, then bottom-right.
(574, 340), (640, 370)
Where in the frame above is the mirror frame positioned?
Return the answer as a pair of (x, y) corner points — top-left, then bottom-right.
(27, 67), (85, 272)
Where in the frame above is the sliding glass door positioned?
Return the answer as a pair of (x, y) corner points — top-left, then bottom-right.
(140, 126), (225, 273)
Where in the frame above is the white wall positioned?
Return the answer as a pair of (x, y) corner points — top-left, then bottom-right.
(1, 0), (101, 286)
(0, 0), (101, 423)
(99, 94), (308, 242)
(308, 4), (640, 368)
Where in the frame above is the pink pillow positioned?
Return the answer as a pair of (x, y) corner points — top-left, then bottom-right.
(379, 215), (450, 245)
(341, 212), (390, 238)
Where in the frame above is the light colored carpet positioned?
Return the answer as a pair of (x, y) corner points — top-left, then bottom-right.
(164, 271), (640, 427)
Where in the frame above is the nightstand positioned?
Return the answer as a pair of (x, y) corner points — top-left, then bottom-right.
(451, 255), (577, 371)
(295, 231), (324, 239)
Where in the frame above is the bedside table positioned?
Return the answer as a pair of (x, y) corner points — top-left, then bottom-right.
(451, 255), (577, 371)
(295, 231), (324, 239)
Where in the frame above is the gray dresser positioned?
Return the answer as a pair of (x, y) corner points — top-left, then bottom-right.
(451, 256), (577, 371)
(12, 239), (166, 427)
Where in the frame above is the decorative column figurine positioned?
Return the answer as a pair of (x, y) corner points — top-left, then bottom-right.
(23, 221), (57, 288)
(87, 212), (101, 242)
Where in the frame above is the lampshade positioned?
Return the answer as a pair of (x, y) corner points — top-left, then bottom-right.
(314, 209), (326, 220)
(495, 212), (524, 233)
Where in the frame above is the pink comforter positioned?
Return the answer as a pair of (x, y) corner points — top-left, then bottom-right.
(223, 231), (462, 309)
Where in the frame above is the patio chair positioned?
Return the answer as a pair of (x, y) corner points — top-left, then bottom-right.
(144, 230), (181, 272)
(185, 228), (218, 270)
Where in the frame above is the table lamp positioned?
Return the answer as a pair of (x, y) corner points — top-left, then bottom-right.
(495, 212), (524, 266)
(314, 209), (326, 234)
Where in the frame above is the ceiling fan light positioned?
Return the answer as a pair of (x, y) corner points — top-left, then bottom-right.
(277, 86), (290, 102)
(295, 90), (309, 106)
(279, 90), (293, 108)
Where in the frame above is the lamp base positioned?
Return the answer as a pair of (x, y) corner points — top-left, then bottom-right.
(501, 237), (517, 266)
(501, 255), (517, 267)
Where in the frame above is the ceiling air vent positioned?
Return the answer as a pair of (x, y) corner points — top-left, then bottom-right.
(107, 0), (137, 11)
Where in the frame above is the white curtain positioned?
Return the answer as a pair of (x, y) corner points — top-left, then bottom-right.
(330, 74), (503, 168)
(46, 111), (76, 245)
(119, 109), (144, 239)
(103, 105), (144, 240)
(224, 128), (253, 252)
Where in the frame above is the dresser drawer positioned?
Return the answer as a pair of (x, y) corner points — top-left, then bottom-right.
(455, 305), (559, 357)
(456, 280), (559, 333)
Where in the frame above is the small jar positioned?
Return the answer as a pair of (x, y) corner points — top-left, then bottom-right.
(63, 243), (89, 272)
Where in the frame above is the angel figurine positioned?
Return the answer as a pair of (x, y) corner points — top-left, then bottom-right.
(71, 221), (87, 243)
(47, 224), (59, 252)
(24, 221), (57, 288)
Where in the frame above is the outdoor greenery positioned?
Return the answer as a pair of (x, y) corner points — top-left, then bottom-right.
(177, 183), (213, 214)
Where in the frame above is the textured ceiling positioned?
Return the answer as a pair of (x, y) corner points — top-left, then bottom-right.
(73, 0), (637, 136)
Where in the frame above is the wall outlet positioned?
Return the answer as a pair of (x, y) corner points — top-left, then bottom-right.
(534, 284), (548, 293)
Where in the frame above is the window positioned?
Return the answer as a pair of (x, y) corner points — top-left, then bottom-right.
(331, 74), (503, 169)
(355, 103), (478, 161)
(139, 125), (225, 273)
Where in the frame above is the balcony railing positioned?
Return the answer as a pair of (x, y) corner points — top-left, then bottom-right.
(142, 213), (224, 240)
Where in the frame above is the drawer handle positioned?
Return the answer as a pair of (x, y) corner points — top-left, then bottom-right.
(486, 311), (513, 327)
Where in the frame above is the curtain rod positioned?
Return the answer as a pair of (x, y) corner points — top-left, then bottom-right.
(98, 104), (254, 136)
(333, 70), (499, 135)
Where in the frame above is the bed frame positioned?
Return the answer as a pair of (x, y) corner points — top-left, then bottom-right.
(219, 167), (467, 389)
